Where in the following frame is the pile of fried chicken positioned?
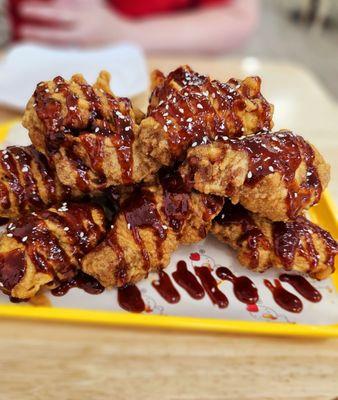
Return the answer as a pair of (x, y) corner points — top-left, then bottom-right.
(0, 65), (337, 301)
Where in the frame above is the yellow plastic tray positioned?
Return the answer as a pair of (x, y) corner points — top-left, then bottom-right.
(0, 121), (337, 337)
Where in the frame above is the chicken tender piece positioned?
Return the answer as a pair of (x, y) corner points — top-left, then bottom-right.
(0, 145), (79, 219)
(212, 201), (337, 280)
(180, 130), (330, 221)
(0, 202), (106, 299)
(139, 65), (274, 166)
(23, 71), (159, 192)
(82, 171), (224, 288)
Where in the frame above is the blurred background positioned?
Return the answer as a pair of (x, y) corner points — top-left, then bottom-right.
(0, 0), (337, 97)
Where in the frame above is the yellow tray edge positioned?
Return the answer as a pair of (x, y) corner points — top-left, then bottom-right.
(0, 120), (337, 337)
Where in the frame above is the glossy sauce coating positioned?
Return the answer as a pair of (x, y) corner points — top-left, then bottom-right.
(194, 266), (228, 308)
(273, 216), (337, 271)
(149, 66), (272, 160)
(3, 203), (103, 288)
(279, 273), (322, 302)
(172, 260), (205, 299)
(264, 279), (303, 313)
(51, 271), (105, 296)
(159, 168), (190, 232)
(214, 200), (270, 268)
(222, 131), (322, 219)
(34, 76), (136, 188)
(117, 284), (145, 313)
(216, 266), (258, 304)
(152, 270), (180, 304)
(122, 188), (166, 270)
(0, 249), (26, 292)
(0, 146), (69, 215)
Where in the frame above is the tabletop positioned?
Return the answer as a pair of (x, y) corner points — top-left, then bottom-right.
(0, 54), (337, 400)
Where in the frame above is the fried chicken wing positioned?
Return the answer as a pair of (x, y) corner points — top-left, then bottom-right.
(23, 71), (159, 192)
(139, 65), (274, 166)
(180, 130), (330, 221)
(0, 145), (79, 219)
(212, 201), (337, 280)
(81, 171), (223, 288)
(0, 202), (106, 299)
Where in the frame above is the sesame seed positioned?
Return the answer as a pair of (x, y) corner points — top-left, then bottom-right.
(94, 127), (100, 133)
(79, 232), (85, 238)
(197, 103), (203, 109)
(125, 126), (131, 131)
(162, 225), (168, 230)
(22, 166), (29, 173)
(69, 106), (76, 111)
(7, 233), (13, 238)
(186, 117), (192, 122)
(64, 227), (70, 232)
(268, 166), (274, 172)
(3, 154), (8, 159)
(163, 125), (168, 132)
(127, 223), (131, 229)
(247, 171), (253, 179)
(179, 108), (184, 114)
(22, 236), (28, 243)
(191, 142), (198, 147)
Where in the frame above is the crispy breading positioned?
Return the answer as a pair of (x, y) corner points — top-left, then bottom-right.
(211, 201), (337, 280)
(22, 71), (159, 192)
(0, 145), (79, 218)
(0, 202), (106, 299)
(139, 65), (273, 166)
(82, 174), (224, 288)
(180, 130), (330, 221)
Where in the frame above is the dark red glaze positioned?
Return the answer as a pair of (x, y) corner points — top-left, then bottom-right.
(51, 271), (105, 296)
(172, 260), (205, 299)
(221, 131), (322, 219)
(214, 200), (270, 269)
(264, 279), (303, 313)
(273, 216), (337, 272)
(279, 274), (322, 303)
(2, 203), (104, 286)
(159, 168), (190, 232)
(34, 76), (136, 188)
(149, 66), (272, 160)
(122, 188), (166, 269)
(0, 146), (69, 215)
(216, 266), (258, 305)
(194, 266), (228, 308)
(152, 270), (180, 304)
(0, 217), (9, 226)
(0, 249), (26, 291)
(117, 284), (145, 313)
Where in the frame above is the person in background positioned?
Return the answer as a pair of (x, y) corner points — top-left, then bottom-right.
(8, 0), (259, 53)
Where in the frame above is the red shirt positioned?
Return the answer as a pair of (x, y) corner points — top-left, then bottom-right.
(8, 0), (229, 39)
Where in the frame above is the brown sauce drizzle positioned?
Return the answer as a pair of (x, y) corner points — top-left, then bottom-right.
(34, 76), (136, 188)
(123, 188), (166, 270)
(222, 131), (322, 219)
(264, 279), (303, 313)
(216, 266), (258, 305)
(172, 260), (205, 299)
(273, 216), (337, 271)
(0, 146), (69, 215)
(0, 249), (26, 292)
(214, 200), (270, 268)
(159, 168), (190, 232)
(51, 271), (104, 296)
(194, 266), (228, 308)
(149, 66), (271, 160)
(2, 203), (102, 286)
(279, 274), (322, 302)
(117, 284), (145, 313)
(152, 270), (180, 304)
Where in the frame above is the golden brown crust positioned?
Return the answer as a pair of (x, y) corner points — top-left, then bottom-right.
(23, 71), (159, 192)
(0, 202), (106, 299)
(139, 65), (274, 166)
(180, 131), (330, 221)
(211, 202), (337, 280)
(81, 175), (224, 288)
(0, 145), (77, 219)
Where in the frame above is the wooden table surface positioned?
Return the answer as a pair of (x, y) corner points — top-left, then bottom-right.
(0, 54), (337, 400)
